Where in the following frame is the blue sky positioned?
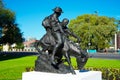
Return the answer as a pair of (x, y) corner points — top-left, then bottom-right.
(4, 0), (120, 40)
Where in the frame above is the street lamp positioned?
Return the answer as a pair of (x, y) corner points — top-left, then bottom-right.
(0, 27), (2, 38)
(86, 17), (91, 49)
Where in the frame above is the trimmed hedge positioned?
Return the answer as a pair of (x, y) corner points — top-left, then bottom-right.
(85, 67), (120, 80)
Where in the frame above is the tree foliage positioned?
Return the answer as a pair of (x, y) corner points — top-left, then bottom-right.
(1, 24), (23, 44)
(0, 8), (15, 27)
(0, 0), (23, 44)
(68, 14), (117, 50)
(0, 0), (4, 8)
(116, 20), (120, 31)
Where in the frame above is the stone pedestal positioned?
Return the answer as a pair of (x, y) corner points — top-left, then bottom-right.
(22, 70), (102, 80)
(34, 54), (72, 74)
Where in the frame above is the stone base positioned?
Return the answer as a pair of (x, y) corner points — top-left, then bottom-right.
(34, 54), (72, 74)
(22, 70), (102, 80)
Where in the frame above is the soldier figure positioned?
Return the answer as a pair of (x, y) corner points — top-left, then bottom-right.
(42, 7), (64, 65)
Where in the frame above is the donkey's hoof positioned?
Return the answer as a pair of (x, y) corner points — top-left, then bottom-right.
(72, 71), (76, 75)
(51, 63), (59, 69)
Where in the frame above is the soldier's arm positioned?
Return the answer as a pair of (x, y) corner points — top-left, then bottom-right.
(58, 22), (65, 33)
(64, 27), (75, 37)
(65, 28), (81, 42)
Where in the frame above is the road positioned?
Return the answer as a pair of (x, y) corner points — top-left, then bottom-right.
(89, 52), (120, 59)
(0, 51), (120, 60)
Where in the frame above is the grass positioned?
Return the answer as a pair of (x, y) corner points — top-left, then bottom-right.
(69, 57), (120, 69)
(0, 55), (120, 80)
(0, 56), (37, 80)
(85, 58), (120, 68)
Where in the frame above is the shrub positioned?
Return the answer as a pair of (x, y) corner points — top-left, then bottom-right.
(0, 45), (3, 51)
(84, 67), (120, 80)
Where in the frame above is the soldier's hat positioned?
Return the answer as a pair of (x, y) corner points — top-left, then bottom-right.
(52, 7), (63, 13)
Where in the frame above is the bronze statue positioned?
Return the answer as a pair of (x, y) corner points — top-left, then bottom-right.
(34, 7), (88, 74)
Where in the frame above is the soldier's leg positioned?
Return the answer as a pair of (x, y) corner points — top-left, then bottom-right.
(51, 32), (64, 65)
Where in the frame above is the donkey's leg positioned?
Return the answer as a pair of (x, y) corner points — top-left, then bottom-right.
(64, 52), (76, 74)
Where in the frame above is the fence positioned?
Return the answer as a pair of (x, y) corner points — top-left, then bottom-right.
(3, 48), (37, 52)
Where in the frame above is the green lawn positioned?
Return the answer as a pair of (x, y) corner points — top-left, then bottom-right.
(0, 55), (120, 80)
(85, 58), (120, 68)
(0, 56), (37, 80)
(70, 57), (120, 68)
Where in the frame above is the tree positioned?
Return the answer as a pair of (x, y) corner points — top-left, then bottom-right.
(0, 0), (15, 29)
(0, 0), (23, 45)
(0, 0), (4, 8)
(116, 20), (120, 31)
(1, 24), (23, 44)
(68, 14), (117, 50)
